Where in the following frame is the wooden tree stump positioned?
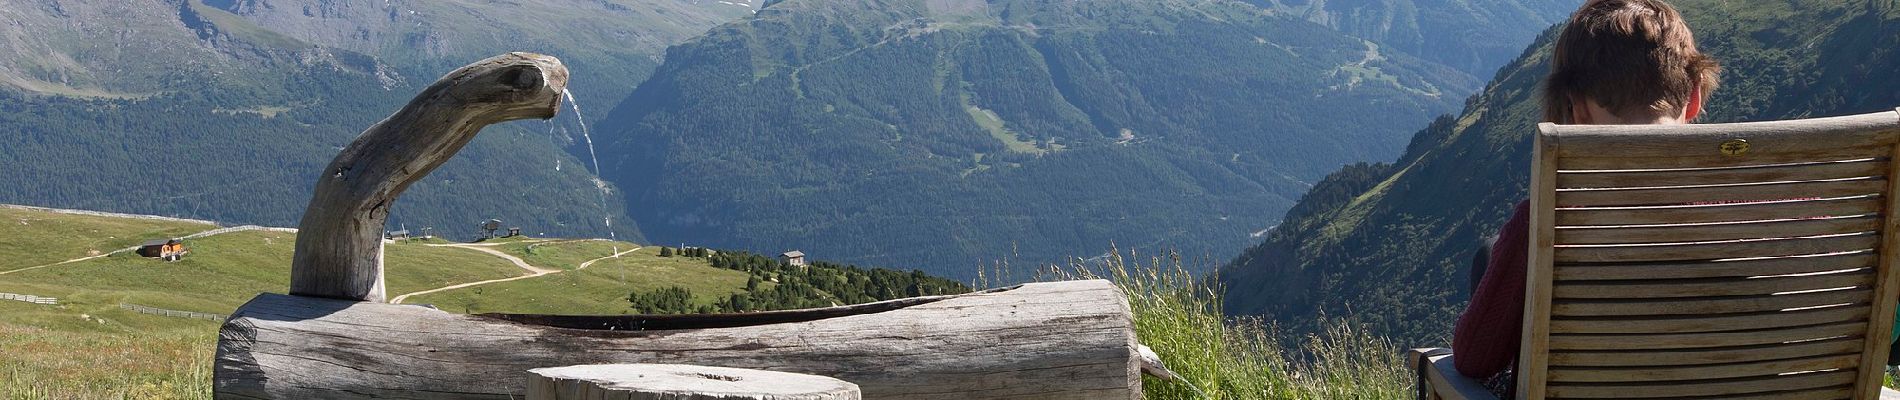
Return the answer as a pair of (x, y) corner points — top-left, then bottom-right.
(288, 52), (569, 303)
(215, 280), (1139, 399)
(526, 364), (860, 400)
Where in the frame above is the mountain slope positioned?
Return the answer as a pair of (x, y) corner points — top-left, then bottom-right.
(596, 0), (1481, 278)
(1253, 0), (1578, 76)
(0, 0), (755, 240)
(1218, 0), (1900, 342)
(207, 0), (758, 115)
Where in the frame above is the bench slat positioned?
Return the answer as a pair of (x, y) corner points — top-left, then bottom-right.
(1557, 178), (1887, 208)
(1554, 252), (1877, 281)
(1549, 354), (1859, 383)
(1553, 270), (1872, 299)
(1555, 197), (1882, 226)
(1557, 160), (1886, 189)
(1550, 305), (1869, 334)
(1553, 288), (1872, 316)
(1553, 234), (1879, 263)
(1549, 322), (1867, 351)
(1556, 216), (1882, 245)
(1549, 338), (1863, 367)
(1545, 369), (1856, 398)
(1559, 145), (1889, 170)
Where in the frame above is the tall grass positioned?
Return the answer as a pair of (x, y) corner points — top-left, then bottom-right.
(0, 323), (214, 399)
(1054, 249), (1412, 399)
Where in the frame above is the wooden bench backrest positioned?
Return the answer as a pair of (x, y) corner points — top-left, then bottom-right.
(1521, 108), (1900, 400)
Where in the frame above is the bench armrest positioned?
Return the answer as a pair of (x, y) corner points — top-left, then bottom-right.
(1407, 348), (1497, 400)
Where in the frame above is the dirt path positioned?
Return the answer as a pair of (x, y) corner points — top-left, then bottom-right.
(0, 253), (113, 276)
(389, 245), (639, 304)
(424, 243), (558, 274)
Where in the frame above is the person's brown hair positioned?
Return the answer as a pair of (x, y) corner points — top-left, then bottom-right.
(1543, 0), (1720, 123)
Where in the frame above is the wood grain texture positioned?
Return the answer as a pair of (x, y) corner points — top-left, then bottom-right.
(1547, 353), (1860, 382)
(525, 364), (861, 400)
(1549, 337), (1863, 367)
(1554, 196), (1882, 226)
(1552, 233), (1879, 263)
(213, 280), (1140, 399)
(1544, 370), (1857, 398)
(1518, 124), (1561, 399)
(1561, 146), (1890, 171)
(290, 52), (570, 302)
(1550, 304), (1869, 334)
(1551, 270), (1871, 299)
(1555, 216), (1881, 245)
(1543, 111), (1900, 159)
(1856, 142), (1900, 399)
(1406, 349), (1493, 400)
(1555, 179), (1888, 208)
(1552, 288), (1872, 316)
(1556, 160), (1886, 189)
(1552, 252), (1877, 281)
(1548, 322), (1868, 351)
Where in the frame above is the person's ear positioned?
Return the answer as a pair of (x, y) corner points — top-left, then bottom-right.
(1568, 93), (1593, 124)
(1683, 83), (1704, 122)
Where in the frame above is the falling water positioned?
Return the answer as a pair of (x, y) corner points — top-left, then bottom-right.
(561, 88), (622, 258)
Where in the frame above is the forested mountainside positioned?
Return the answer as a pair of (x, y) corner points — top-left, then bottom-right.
(0, 0), (754, 240)
(1252, 0), (1578, 76)
(1219, 0), (1900, 343)
(596, 0), (1484, 278)
(201, 0), (758, 115)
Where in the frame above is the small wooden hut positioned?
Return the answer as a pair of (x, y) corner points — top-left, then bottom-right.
(137, 239), (187, 261)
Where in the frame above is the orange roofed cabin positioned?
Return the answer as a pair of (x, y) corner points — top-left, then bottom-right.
(138, 239), (187, 261)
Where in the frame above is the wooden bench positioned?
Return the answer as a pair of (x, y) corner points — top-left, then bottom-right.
(1413, 108), (1900, 399)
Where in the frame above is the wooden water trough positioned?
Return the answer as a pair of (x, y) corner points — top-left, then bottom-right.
(212, 53), (1143, 399)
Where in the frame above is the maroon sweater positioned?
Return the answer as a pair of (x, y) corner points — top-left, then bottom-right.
(1452, 200), (1531, 379)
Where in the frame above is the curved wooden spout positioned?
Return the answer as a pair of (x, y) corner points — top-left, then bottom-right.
(290, 52), (569, 302)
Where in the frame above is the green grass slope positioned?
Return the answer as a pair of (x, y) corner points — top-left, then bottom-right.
(0, 229), (529, 317)
(0, 207), (562, 397)
(497, 239), (632, 271)
(0, 207), (212, 269)
(408, 246), (755, 314)
(1219, 0), (1900, 343)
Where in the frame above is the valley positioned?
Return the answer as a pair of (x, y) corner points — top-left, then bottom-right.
(12, 0), (1900, 396)
(593, 0), (1508, 278)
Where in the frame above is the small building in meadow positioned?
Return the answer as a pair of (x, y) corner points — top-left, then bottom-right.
(779, 250), (807, 267)
(137, 239), (188, 261)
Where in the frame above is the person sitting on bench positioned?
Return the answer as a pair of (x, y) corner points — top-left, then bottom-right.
(1452, 0), (1720, 397)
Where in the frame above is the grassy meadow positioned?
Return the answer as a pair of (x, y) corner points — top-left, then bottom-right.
(0, 206), (1423, 399)
(0, 207), (211, 269)
(408, 245), (755, 315)
(498, 239), (632, 271)
(0, 207), (663, 398)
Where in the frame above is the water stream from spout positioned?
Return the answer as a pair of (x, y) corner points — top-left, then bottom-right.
(561, 88), (621, 258)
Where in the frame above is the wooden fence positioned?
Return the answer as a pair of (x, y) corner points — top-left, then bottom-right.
(121, 303), (226, 321)
(0, 292), (57, 305)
